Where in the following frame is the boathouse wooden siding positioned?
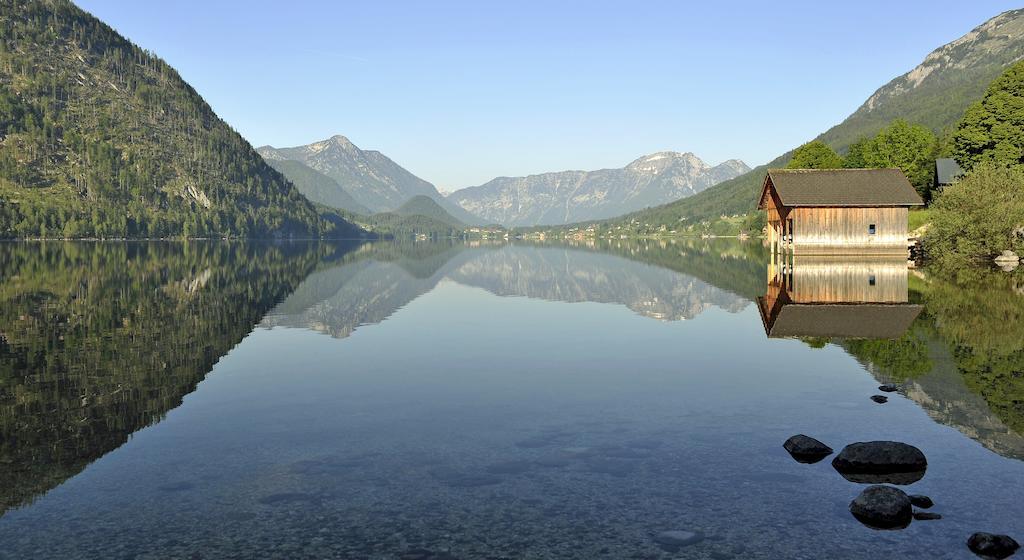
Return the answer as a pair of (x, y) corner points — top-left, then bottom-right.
(788, 206), (909, 252)
(758, 168), (924, 255)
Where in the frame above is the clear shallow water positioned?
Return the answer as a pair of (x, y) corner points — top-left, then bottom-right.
(0, 240), (1021, 559)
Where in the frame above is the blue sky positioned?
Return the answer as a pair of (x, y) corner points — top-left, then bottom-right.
(77, 1), (1022, 191)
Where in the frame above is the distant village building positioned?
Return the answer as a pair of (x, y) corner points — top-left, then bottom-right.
(934, 158), (965, 190)
(758, 169), (924, 255)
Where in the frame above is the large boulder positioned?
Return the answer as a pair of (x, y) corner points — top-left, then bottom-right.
(783, 434), (833, 464)
(967, 532), (1020, 559)
(849, 485), (913, 530)
(832, 441), (927, 484)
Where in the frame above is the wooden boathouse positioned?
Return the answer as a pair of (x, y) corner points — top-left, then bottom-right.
(758, 169), (924, 255)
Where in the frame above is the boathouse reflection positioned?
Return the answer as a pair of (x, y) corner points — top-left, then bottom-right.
(757, 257), (923, 339)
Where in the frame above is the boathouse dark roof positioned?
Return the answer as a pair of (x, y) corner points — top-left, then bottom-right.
(935, 158), (965, 186)
(758, 169), (925, 208)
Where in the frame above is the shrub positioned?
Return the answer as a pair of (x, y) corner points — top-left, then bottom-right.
(925, 164), (1024, 264)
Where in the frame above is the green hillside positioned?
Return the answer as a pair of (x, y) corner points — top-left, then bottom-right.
(265, 158), (370, 215)
(0, 0), (360, 238)
(394, 195), (466, 227)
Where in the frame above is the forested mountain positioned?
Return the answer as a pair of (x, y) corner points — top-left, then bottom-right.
(0, 0), (358, 238)
(591, 8), (1024, 230)
(258, 135), (482, 224)
(394, 195), (465, 227)
(452, 152), (748, 227)
(263, 158), (370, 214)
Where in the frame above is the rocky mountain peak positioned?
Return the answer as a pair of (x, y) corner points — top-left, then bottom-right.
(625, 152), (706, 174)
(864, 9), (1024, 112)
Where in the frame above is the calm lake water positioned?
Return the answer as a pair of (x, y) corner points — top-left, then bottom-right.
(0, 240), (1021, 559)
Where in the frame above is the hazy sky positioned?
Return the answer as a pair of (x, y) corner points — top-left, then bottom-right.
(77, 1), (1021, 191)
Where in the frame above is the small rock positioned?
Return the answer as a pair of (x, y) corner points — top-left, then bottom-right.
(783, 434), (833, 464)
(871, 395), (889, 404)
(909, 494), (933, 509)
(994, 250), (1020, 263)
(654, 530), (704, 548)
(967, 532), (1020, 559)
(913, 511), (942, 521)
(878, 384), (900, 393)
(849, 485), (912, 530)
(832, 441), (927, 485)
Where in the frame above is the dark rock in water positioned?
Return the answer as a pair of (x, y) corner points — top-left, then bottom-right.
(783, 434), (833, 464)
(484, 460), (533, 475)
(837, 470), (927, 485)
(849, 485), (912, 530)
(878, 384), (900, 393)
(832, 441), (927, 485)
(967, 532), (1020, 559)
(870, 395), (889, 404)
(909, 494), (934, 509)
(654, 530), (704, 549)
(913, 511), (942, 521)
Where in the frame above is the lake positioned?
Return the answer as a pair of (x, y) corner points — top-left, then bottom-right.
(0, 240), (1020, 559)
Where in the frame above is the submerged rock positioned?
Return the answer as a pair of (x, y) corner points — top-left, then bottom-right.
(783, 434), (833, 464)
(913, 511), (942, 521)
(654, 530), (704, 548)
(849, 485), (912, 530)
(870, 395), (889, 404)
(832, 441), (927, 484)
(909, 494), (934, 509)
(967, 532), (1020, 559)
(878, 384), (900, 393)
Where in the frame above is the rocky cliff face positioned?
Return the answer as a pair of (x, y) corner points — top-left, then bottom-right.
(819, 8), (1024, 152)
(451, 152), (748, 227)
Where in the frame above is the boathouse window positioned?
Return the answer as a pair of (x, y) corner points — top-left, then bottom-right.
(869, 275), (876, 286)
(868, 224), (877, 235)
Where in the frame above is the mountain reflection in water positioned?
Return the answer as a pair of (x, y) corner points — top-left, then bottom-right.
(0, 239), (1021, 559)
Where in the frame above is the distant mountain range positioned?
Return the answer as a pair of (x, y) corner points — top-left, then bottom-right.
(451, 153), (749, 227)
(258, 136), (481, 224)
(602, 8), (1024, 229)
